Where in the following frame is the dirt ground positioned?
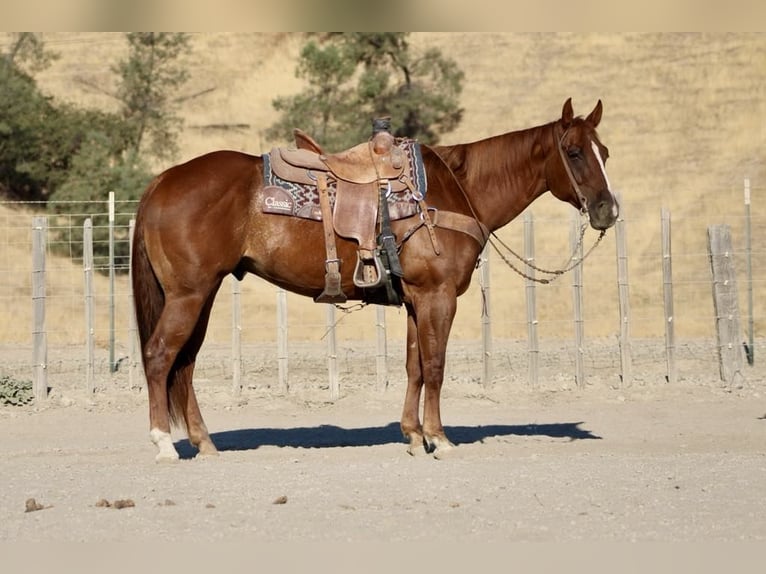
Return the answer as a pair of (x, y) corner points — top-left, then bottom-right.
(1, 340), (765, 544)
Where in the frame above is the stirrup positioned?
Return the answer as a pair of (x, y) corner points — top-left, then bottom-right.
(353, 252), (387, 289)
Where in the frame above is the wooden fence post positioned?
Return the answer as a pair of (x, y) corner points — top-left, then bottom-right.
(524, 212), (539, 387)
(375, 305), (388, 392)
(479, 244), (492, 387)
(744, 178), (754, 365)
(32, 216), (48, 402)
(661, 209), (677, 384)
(707, 224), (745, 386)
(615, 197), (631, 387)
(83, 218), (95, 392)
(276, 288), (289, 394)
(108, 191), (116, 373)
(128, 219), (141, 389)
(326, 304), (339, 400)
(231, 276), (242, 395)
(571, 211), (585, 386)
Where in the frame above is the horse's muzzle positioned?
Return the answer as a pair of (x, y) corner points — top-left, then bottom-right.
(588, 195), (619, 230)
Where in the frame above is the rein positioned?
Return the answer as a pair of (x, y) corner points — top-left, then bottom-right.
(488, 220), (605, 284)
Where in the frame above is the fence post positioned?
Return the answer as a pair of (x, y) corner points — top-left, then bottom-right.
(375, 305), (388, 392)
(32, 216), (48, 402)
(127, 219), (141, 389)
(524, 212), (539, 386)
(108, 191), (116, 373)
(83, 218), (95, 392)
(326, 304), (339, 400)
(661, 209), (677, 384)
(479, 244), (492, 387)
(231, 276), (242, 395)
(276, 288), (288, 393)
(570, 211), (585, 386)
(707, 224), (745, 386)
(615, 196), (631, 387)
(744, 178), (754, 365)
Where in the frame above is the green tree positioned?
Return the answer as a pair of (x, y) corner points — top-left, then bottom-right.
(4, 32), (58, 73)
(0, 43), (116, 201)
(267, 33), (464, 151)
(112, 32), (191, 162)
(50, 137), (150, 271)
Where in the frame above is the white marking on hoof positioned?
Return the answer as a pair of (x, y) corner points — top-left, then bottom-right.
(430, 436), (456, 460)
(150, 428), (179, 463)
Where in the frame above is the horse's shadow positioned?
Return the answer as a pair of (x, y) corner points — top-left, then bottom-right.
(174, 421), (601, 459)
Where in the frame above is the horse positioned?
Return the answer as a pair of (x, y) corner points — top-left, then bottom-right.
(131, 97), (618, 461)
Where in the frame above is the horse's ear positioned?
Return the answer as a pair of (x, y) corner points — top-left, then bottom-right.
(586, 100), (603, 128)
(561, 98), (574, 128)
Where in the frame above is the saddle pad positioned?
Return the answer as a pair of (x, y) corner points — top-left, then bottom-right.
(261, 139), (427, 222)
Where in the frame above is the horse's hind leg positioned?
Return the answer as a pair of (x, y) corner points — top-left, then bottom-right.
(171, 284), (221, 457)
(143, 290), (212, 462)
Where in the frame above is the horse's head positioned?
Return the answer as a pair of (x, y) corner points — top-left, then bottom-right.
(548, 98), (619, 231)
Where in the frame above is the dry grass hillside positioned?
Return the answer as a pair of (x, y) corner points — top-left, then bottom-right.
(1, 32), (764, 347)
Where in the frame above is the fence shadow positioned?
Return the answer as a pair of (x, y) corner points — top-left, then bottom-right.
(174, 421), (601, 458)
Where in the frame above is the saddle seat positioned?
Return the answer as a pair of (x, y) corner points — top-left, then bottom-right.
(274, 132), (406, 186)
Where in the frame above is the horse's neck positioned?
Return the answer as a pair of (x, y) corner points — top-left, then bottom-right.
(436, 121), (557, 232)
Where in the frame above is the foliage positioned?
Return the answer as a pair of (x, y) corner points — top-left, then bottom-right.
(267, 33), (464, 151)
(0, 375), (34, 406)
(112, 33), (191, 162)
(4, 32), (58, 73)
(48, 141), (151, 271)
(0, 58), (86, 201)
(0, 33), (189, 269)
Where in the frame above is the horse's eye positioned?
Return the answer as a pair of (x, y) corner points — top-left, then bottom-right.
(567, 147), (582, 160)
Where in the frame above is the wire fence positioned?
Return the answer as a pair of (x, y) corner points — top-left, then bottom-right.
(1, 183), (764, 398)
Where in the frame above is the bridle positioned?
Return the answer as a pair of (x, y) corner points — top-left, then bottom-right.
(556, 126), (591, 216)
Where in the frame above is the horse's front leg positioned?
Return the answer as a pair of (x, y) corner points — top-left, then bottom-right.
(402, 291), (458, 458)
(401, 309), (425, 455)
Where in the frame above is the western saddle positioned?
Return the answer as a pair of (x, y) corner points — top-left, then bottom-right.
(267, 118), (424, 305)
(265, 118), (488, 306)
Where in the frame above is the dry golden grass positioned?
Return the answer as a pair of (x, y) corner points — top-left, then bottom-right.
(2, 33), (764, 346)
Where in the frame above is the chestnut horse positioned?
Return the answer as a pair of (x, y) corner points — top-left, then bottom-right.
(132, 98), (618, 461)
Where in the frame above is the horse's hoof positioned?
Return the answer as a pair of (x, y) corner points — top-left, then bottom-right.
(429, 436), (456, 460)
(406, 444), (423, 457)
(151, 428), (180, 463)
(405, 434), (426, 456)
(195, 444), (220, 458)
(155, 452), (180, 464)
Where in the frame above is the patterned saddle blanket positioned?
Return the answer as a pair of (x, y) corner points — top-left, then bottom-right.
(261, 138), (427, 223)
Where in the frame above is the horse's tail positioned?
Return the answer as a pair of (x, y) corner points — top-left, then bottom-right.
(132, 182), (188, 429)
